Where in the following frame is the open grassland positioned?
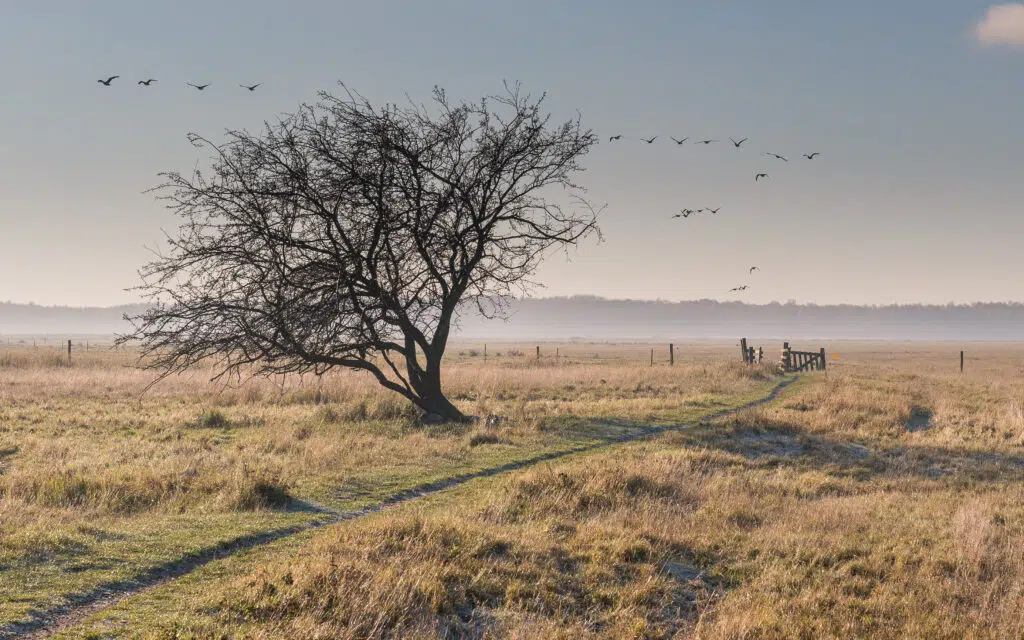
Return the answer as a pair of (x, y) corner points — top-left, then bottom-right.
(0, 344), (777, 633)
(40, 341), (1024, 639)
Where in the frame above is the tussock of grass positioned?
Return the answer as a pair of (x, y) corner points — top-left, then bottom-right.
(466, 431), (506, 447)
(0, 459), (292, 514)
(193, 408), (230, 429)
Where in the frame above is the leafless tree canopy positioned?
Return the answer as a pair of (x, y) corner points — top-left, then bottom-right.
(125, 83), (600, 421)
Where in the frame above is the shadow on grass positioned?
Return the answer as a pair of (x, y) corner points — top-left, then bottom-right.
(668, 414), (1024, 485)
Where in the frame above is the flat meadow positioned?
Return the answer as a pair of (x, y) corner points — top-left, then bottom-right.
(1, 340), (1022, 638)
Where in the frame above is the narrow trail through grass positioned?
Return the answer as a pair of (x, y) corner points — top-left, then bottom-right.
(1, 377), (796, 640)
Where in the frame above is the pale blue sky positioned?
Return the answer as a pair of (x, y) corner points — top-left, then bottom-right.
(1, 1), (1022, 306)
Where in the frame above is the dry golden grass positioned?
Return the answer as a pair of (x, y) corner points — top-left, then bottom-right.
(0, 346), (768, 517)
(107, 344), (1024, 640)
(0, 343), (775, 629)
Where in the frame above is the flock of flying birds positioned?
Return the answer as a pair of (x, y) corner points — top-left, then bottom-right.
(98, 74), (816, 298)
(97, 75), (262, 91)
(604, 133), (822, 295)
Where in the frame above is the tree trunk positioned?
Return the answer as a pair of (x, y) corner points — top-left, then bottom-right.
(413, 367), (468, 423)
(417, 391), (468, 423)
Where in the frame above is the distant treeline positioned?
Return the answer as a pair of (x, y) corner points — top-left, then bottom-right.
(0, 302), (146, 336)
(3, 297), (1024, 340)
(452, 296), (1024, 340)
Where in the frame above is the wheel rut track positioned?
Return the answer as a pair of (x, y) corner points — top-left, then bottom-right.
(2, 376), (794, 639)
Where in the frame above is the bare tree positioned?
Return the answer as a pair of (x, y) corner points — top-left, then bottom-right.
(124, 83), (600, 422)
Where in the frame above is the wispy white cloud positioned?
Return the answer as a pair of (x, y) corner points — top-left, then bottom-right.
(976, 4), (1024, 45)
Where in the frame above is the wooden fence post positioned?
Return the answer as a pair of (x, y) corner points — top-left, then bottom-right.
(536, 345), (540, 360)
(782, 342), (791, 372)
(740, 338), (749, 364)
(67, 339), (72, 364)
(484, 344), (487, 362)
(650, 348), (654, 366)
(819, 348), (826, 371)
(758, 347), (764, 364)
(556, 347), (559, 363)
(960, 350), (964, 373)
(669, 343), (674, 366)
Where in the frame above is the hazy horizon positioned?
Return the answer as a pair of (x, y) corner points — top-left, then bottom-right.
(9, 295), (1024, 311)
(4, 297), (1024, 342)
(3, 2), (1024, 307)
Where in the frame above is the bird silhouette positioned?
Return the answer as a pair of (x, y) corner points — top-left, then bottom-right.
(766, 152), (788, 162)
(803, 152), (820, 160)
(675, 209), (698, 218)
(137, 78), (157, 86)
(670, 137), (689, 145)
(749, 266), (759, 274)
(696, 139), (717, 145)
(97, 76), (119, 86)
(755, 173), (769, 182)
(187, 83), (211, 90)
(729, 286), (749, 293)
(608, 135), (623, 142)
(706, 207), (721, 214)
(642, 136), (657, 144)
(730, 137), (748, 148)
(240, 83), (262, 91)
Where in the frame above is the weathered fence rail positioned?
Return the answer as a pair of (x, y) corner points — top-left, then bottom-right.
(739, 338), (764, 364)
(781, 342), (826, 372)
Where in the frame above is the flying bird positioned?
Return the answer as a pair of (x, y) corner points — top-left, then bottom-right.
(706, 207), (721, 214)
(670, 137), (689, 145)
(137, 78), (157, 86)
(696, 139), (717, 145)
(729, 286), (749, 293)
(755, 173), (769, 181)
(766, 152), (788, 162)
(187, 83), (211, 90)
(803, 152), (820, 159)
(674, 209), (698, 218)
(608, 135), (623, 142)
(749, 266), (759, 274)
(730, 137), (748, 148)
(642, 136), (657, 144)
(97, 76), (119, 86)
(240, 83), (262, 91)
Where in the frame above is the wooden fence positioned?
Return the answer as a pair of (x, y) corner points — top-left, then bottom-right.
(737, 339), (826, 372)
(739, 338), (764, 364)
(781, 342), (826, 372)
